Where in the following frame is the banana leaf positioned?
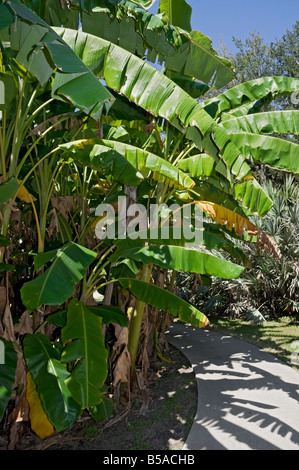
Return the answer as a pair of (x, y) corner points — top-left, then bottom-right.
(89, 396), (114, 422)
(190, 179), (248, 216)
(21, 0), (80, 28)
(60, 140), (144, 186)
(196, 200), (281, 260)
(46, 304), (129, 327)
(0, 177), (19, 204)
(158, 0), (192, 31)
(26, 372), (55, 439)
(119, 277), (209, 328)
(79, 0), (234, 88)
(0, 235), (10, 246)
(54, 27), (273, 216)
(178, 153), (215, 177)
(21, 242), (97, 311)
(60, 139), (195, 190)
(122, 244), (245, 279)
(228, 133), (299, 174)
(23, 333), (81, 431)
(0, 339), (18, 421)
(111, 226), (247, 264)
(167, 71), (209, 99)
(202, 76), (299, 119)
(61, 299), (108, 408)
(221, 110), (299, 135)
(0, 1), (114, 120)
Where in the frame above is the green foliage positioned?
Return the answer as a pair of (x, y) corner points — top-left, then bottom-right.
(0, 339), (18, 421)
(21, 242), (97, 311)
(119, 277), (209, 327)
(23, 333), (81, 431)
(1, 0), (298, 444)
(61, 299), (108, 408)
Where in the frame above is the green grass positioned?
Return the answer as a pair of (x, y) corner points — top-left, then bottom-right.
(208, 316), (299, 371)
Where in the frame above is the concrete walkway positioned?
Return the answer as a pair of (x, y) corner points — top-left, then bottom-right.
(166, 321), (299, 450)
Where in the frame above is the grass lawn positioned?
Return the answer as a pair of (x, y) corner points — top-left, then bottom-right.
(208, 316), (299, 372)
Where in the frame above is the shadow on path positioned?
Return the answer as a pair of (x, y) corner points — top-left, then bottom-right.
(167, 322), (299, 450)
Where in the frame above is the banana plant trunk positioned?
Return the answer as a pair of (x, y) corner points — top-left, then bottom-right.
(128, 262), (153, 376)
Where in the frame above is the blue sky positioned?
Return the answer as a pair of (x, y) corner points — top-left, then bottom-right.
(149, 0), (298, 53)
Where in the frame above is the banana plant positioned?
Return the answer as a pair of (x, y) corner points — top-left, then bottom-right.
(1, 0), (299, 443)
(30, 0), (234, 91)
(55, 20), (299, 376)
(0, 0), (115, 258)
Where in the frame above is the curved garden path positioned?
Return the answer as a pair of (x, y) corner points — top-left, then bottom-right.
(167, 321), (299, 450)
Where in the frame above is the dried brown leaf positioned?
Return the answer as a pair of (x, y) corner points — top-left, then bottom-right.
(2, 301), (15, 342)
(112, 347), (131, 386)
(13, 311), (33, 336)
(51, 196), (75, 221)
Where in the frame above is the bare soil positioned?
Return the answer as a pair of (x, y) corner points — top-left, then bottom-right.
(0, 344), (197, 451)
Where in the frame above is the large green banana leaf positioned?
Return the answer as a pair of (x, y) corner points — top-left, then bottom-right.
(221, 110), (299, 135)
(54, 27), (273, 216)
(158, 0), (192, 31)
(228, 133), (299, 174)
(121, 245), (245, 279)
(23, 334), (81, 431)
(111, 226), (247, 264)
(60, 139), (195, 190)
(202, 76), (299, 119)
(190, 179), (249, 216)
(61, 299), (108, 409)
(0, 339), (18, 421)
(20, 242), (97, 311)
(60, 140), (143, 186)
(0, 177), (19, 205)
(178, 153), (216, 177)
(21, 0), (80, 28)
(0, 1), (114, 120)
(78, 0), (234, 88)
(46, 305), (129, 328)
(119, 277), (209, 328)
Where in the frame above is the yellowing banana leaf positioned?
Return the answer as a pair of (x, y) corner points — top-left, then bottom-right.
(119, 277), (209, 328)
(54, 27), (273, 216)
(196, 201), (281, 260)
(26, 372), (54, 440)
(24, 334), (81, 432)
(16, 180), (37, 203)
